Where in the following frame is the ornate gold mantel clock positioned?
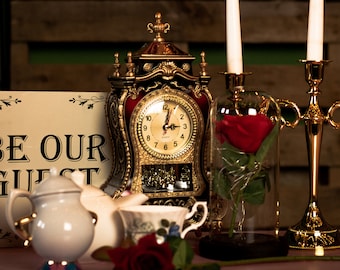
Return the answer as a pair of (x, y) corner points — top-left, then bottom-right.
(102, 13), (212, 207)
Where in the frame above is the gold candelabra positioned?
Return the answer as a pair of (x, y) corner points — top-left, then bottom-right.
(286, 60), (340, 249)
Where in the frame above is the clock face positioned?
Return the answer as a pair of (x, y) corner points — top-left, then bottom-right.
(132, 88), (199, 160)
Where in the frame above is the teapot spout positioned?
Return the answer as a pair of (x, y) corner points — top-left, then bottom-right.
(114, 193), (149, 208)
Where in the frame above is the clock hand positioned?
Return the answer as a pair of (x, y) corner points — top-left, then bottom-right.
(168, 123), (180, 130)
(163, 108), (172, 134)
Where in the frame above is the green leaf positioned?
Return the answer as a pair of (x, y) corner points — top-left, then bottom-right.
(170, 238), (194, 270)
(213, 169), (232, 200)
(246, 154), (256, 170)
(220, 142), (249, 167)
(243, 177), (266, 205)
(255, 121), (279, 163)
(167, 236), (182, 252)
(91, 246), (112, 261)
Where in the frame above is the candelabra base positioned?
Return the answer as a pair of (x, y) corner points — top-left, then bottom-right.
(286, 202), (340, 249)
(199, 233), (289, 261)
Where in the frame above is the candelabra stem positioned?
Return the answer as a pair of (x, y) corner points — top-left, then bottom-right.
(304, 62), (324, 204)
(305, 119), (322, 202)
(286, 61), (340, 249)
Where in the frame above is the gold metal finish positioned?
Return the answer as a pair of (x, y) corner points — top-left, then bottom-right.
(102, 13), (213, 207)
(14, 213), (36, 246)
(129, 86), (205, 199)
(327, 101), (340, 129)
(138, 13), (190, 58)
(287, 60), (340, 249)
(277, 99), (301, 129)
(132, 88), (199, 159)
(223, 72), (251, 90)
(147, 12), (170, 42)
(125, 52), (135, 77)
(221, 72), (251, 115)
(112, 52), (120, 78)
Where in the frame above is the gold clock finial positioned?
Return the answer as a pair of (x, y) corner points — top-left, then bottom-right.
(147, 12), (170, 42)
(125, 52), (135, 77)
(112, 52), (120, 77)
(200, 51), (208, 76)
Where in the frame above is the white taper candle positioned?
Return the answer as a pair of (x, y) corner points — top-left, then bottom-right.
(306, 0), (324, 61)
(226, 0), (243, 73)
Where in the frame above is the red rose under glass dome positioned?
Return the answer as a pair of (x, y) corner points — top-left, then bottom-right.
(199, 73), (288, 261)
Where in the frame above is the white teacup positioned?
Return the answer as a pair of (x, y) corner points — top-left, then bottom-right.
(118, 201), (208, 243)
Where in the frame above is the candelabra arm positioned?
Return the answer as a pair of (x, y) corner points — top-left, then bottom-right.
(327, 101), (340, 129)
(277, 99), (301, 129)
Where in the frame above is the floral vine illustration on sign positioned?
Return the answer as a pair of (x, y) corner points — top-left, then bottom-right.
(0, 96), (22, 111)
(69, 95), (105, 109)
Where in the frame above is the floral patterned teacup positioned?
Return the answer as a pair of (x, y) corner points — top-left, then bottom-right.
(118, 201), (208, 243)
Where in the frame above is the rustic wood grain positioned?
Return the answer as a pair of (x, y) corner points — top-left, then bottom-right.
(9, 0), (340, 226)
(10, 1), (340, 43)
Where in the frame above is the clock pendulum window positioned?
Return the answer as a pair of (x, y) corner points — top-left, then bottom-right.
(101, 12), (213, 208)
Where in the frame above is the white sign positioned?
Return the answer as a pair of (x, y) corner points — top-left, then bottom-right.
(0, 91), (112, 246)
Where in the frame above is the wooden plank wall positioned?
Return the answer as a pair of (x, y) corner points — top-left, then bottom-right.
(9, 0), (340, 227)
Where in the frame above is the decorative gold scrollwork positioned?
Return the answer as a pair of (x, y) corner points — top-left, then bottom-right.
(147, 12), (170, 42)
(277, 98), (301, 129)
(327, 101), (340, 129)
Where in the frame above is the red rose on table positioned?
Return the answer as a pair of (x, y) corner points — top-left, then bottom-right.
(215, 114), (274, 154)
(107, 233), (175, 270)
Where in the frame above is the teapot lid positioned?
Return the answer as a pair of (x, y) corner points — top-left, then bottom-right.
(32, 167), (81, 197)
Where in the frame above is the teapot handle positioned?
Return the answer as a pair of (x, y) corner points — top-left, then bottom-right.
(5, 189), (34, 243)
(181, 201), (208, 238)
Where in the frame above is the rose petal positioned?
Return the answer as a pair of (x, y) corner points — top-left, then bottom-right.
(216, 114), (274, 153)
(107, 233), (175, 270)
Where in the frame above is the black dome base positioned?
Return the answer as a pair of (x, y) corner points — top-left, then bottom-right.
(199, 233), (289, 261)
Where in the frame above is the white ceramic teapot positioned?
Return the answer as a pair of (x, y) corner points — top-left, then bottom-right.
(5, 167), (95, 265)
(70, 170), (149, 261)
